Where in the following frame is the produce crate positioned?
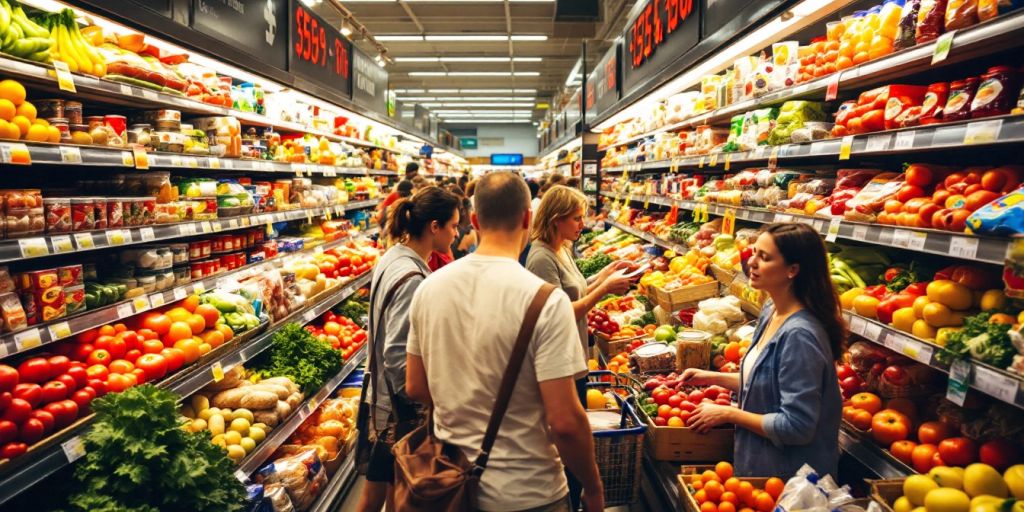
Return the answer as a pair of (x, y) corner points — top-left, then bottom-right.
(710, 264), (737, 286)
(648, 281), (719, 312)
(677, 466), (769, 512)
(869, 478), (905, 512)
(638, 407), (734, 462)
(595, 331), (648, 357)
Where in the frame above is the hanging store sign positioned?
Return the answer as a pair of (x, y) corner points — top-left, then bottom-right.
(585, 43), (620, 121)
(352, 48), (389, 116)
(622, 0), (701, 96)
(191, 0), (289, 71)
(289, 1), (353, 98)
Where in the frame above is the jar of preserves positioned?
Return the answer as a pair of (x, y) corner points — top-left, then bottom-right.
(920, 82), (949, 125)
(64, 101), (83, 125)
(36, 99), (64, 119)
(106, 199), (124, 228)
(128, 123), (154, 149)
(46, 118), (72, 143)
(943, 77), (979, 122)
(971, 65), (1020, 118)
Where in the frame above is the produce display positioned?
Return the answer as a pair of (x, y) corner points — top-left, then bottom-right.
(682, 462), (786, 512)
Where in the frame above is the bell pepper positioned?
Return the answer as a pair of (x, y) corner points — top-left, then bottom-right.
(864, 284), (888, 299)
(876, 292), (918, 324)
(903, 282), (929, 296)
(935, 264), (1001, 290)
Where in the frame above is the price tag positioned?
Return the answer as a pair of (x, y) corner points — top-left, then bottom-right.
(700, 204), (710, 223)
(932, 30), (955, 64)
(292, 163), (306, 177)
(48, 322), (71, 340)
(119, 84), (134, 96)
(892, 229), (911, 248)
(698, 156), (705, 169)
(865, 134), (892, 152)
(964, 119), (1003, 145)
(826, 219), (842, 242)
(825, 71), (841, 101)
(116, 303), (134, 319)
(74, 232), (94, 249)
(1, 143), (30, 165)
(178, 224), (195, 236)
(768, 146), (779, 168)
(211, 362), (225, 382)
(883, 331), (906, 353)
(724, 153), (732, 171)
(192, 282), (205, 295)
(170, 155), (183, 167)
(709, 152), (719, 167)
(139, 227), (155, 242)
(223, 159), (234, 169)
(53, 60), (77, 92)
(211, 222), (223, 232)
(863, 322), (882, 341)
(240, 217), (250, 227)
(133, 295), (150, 312)
(848, 315), (866, 336)
(838, 136), (854, 161)
(185, 157), (199, 169)
(973, 366), (1019, 404)
(902, 338), (934, 364)
(13, 328), (42, 350)
(60, 146), (82, 164)
(894, 130), (916, 150)
(106, 230), (126, 246)
(722, 208), (736, 236)
(120, 151), (134, 166)
(141, 89), (158, 100)
(229, 219), (239, 229)
(775, 214), (794, 223)
(810, 141), (828, 155)
(669, 158), (679, 173)
(265, 221), (274, 236)
(173, 287), (188, 301)
(947, 359), (971, 406)
(947, 236), (980, 260)
(852, 224), (869, 241)
(200, 221), (212, 234)
(209, 157), (221, 169)
(62, 436), (86, 463)
(133, 146), (149, 169)
(18, 238), (49, 258)
(149, 293), (165, 308)
(307, 398), (320, 415)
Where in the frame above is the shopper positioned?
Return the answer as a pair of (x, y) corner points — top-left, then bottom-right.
(681, 223), (843, 479)
(379, 180), (413, 227)
(405, 172), (604, 512)
(566, 176), (581, 189)
(355, 186), (461, 512)
(404, 161), (420, 180)
(526, 184), (632, 510)
(452, 197), (477, 259)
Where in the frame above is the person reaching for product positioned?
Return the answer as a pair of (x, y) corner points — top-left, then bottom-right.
(405, 172), (604, 512)
(354, 186), (461, 512)
(681, 223), (843, 479)
(526, 184), (633, 508)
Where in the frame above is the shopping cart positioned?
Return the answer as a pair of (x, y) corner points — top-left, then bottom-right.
(585, 370), (646, 507)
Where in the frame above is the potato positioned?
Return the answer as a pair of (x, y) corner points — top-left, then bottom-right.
(208, 414), (225, 436)
(246, 383), (290, 400)
(249, 427), (266, 442)
(224, 430), (242, 445)
(180, 405), (196, 419)
(251, 422), (269, 432)
(285, 392), (303, 409)
(205, 366), (244, 392)
(240, 437), (257, 453)
(191, 394), (210, 413)
(253, 411), (279, 427)
(211, 434), (226, 447)
(233, 408), (254, 424)
(190, 418), (208, 432)
(211, 388), (248, 409)
(240, 390), (278, 410)
(260, 377), (299, 394)
(226, 444), (245, 461)
(230, 417), (250, 435)
(198, 407), (218, 421)
(275, 400), (292, 419)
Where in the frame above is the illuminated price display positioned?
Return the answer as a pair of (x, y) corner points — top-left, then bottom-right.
(621, 0), (700, 96)
(585, 44), (620, 121)
(290, 3), (352, 97)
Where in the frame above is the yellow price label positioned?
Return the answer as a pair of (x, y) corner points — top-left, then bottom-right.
(768, 146), (780, 168)
(698, 156), (705, 169)
(53, 60), (76, 93)
(724, 153), (732, 171)
(211, 362), (225, 382)
(48, 322), (72, 340)
(838, 136), (854, 161)
(709, 152), (719, 167)
(265, 221), (273, 236)
(722, 208), (736, 235)
(133, 147), (149, 169)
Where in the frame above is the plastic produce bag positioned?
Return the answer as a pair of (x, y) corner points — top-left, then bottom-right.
(842, 172), (905, 222)
(255, 448), (328, 511)
(895, 0), (922, 49)
(945, 0), (979, 30)
(979, 0), (1024, 20)
(768, 101), (825, 146)
(263, 484), (295, 512)
(967, 184), (1024, 235)
(775, 464), (863, 512)
(916, 0), (949, 43)
(738, 108), (778, 150)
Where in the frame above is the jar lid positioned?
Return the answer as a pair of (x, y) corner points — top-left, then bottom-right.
(70, 124), (88, 131)
(633, 342), (672, 358)
(676, 329), (712, 342)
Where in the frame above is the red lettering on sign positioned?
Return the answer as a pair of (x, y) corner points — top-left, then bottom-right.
(628, 0), (695, 69)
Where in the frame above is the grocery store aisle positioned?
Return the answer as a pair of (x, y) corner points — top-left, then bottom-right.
(335, 476), (364, 512)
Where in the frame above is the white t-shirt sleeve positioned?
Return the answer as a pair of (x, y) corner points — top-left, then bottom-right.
(532, 289), (587, 382)
(406, 284), (424, 356)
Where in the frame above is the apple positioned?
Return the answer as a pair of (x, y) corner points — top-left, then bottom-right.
(884, 365), (909, 386)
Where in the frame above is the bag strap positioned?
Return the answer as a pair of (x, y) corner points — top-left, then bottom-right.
(368, 268), (424, 433)
(472, 282), (556, 475)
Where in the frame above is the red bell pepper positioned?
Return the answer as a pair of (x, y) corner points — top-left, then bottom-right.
(864, 285), (888, 299)
(903, 282), (929, 296)
(876, 293), (918, 324)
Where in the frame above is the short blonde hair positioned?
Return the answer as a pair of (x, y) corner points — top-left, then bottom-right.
(531, 185), (587, 246)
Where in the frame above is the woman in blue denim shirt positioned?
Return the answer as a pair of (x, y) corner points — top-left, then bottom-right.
(683, 223), (844, 479)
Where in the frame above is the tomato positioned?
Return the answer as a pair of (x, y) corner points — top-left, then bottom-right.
(688, 390), (706, 403)
(43, 401), (75, 428)
(46, 356), (70, 377)
(657, 404), (672, 419)
(159, 348), (184, 373)
(136, 354), (168, 382)
(911, 443), (939, 473)
(141, 339), (164, 355)
(40, 381), (68, 404)
(108, 360), (134, 375)
(849, 393), (882, 414)
(56, 372), (79, 393)
(58, 399), (79, 422)
(72, 343), (94, 363)
(652, 388), (671, 406)
(1, 442), (27, 459)
(917, 421), (953, 445)
(850, 409), (873, 430)
(0, 365), (18, 395)
(890, 440), (917, 465)
(0, 392), (9, 412)
(117, 331), (139, 351)
(76, 328), (99, 344)
(871, 409), (910, 445)
(965, 190), (1001, 212)
(105, 373), (132, 394)
(131, 368), (147, 384)
(905, 164), (935, 187)
(13, 383), (42, 408)
(70, 388), (94, 413)
(18, 418), (44, 444)
(124, 349), (142, 363)
(85, 364), (109, 381)
(102, 337), (127, 360)
(0, 420), (16, 444)
(2, 398), (31, 424)
(938, 437), (978, 466)
(86, 349), (112, 367)
(17, 358), (52, 384)
(136, 329), (157, 342)
(978, 439), (1020, 471)
(93, 335), (115, 353)
(30, 410), (54, 435)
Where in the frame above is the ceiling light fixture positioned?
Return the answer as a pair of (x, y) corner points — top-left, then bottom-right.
(380, 34), (549, 42)
(420, 102), (536, 107)
(376, 35), (425, 42)
(399, 96), (536, 101)
(394, 57), (542, 63)
(408, 71), (540, 77)
(442, 120), (533, 124)
(340, 22), (352, 37)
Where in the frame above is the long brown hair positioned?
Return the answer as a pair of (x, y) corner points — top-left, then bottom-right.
(763, 223), (846, 357)
(386, 186), (460, 243)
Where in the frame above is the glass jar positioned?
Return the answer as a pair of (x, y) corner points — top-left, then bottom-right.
(36, 99), (64, 119)
(173, 265), (191, 286)
(93, 198), (108, 229)
(971, 65), (1020, 119)
(64, 101), (83, 125)
(103, 115), (127, 141)
(943, 77), (979, 122)
(69, 124), (92, 145)
(47, 118), (72, 143)
(106, 199), (124, 228)
(128, 123), (154, 149)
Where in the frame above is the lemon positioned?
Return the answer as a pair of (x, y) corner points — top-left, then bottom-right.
(15, 101), (35, 122)
(905, 475), (940, 506)
(586, 388), (607, 410)
(923, 488), (968, 512)
(893, 496), (913, 512)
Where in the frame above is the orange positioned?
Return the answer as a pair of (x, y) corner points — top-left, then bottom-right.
(721, 491), (739, 505)
(667, 416), (684, 427)
(113, 323), (127, 333)
(740, 509), (755, 512)
(194, 304), (220, 327)
(46, 125), (60, 143)
(701, 470), (721, 484)
(719, 503), (736, 512)
(755, 492), (775, 512)
(15, 101), (35, 122)
(0, 79), (26, 106)
(198, 342), (212, 356)
(764, 477), (784, 500)
(692, 480), (705, 491)
(182, 294), (200, 312)
(0, 119), (17, 140)
(24, 123), (48, 142)
(693, 490), (708, 505)
(215, 323), (234, 342)
(852, 51), (870, 65)
(836, 56), (854, 70)
(33, 118), (48, 126)
(724, 478), (740, 494)
(166, 321), (193, 343)
(737, 482), (755, 506)
(173, 338), (201, 364)
(10, 115), (29, 138)
(0, 99), (14, 121)
(704, 480), (724, 502)
(185, 314), (206, 335)
(142, 313), (172, 336)
(724, 342), (740, 362)
(166, 307), (191, 323)
(701, 502), (718, 512)
(715, 462), (734, 481)
(200, 329), (225, 348)
(691, 473), (703, 486)
(99, 324), (116, 337)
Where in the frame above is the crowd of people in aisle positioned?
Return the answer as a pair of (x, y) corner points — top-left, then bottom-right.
(357, 169), (845, 512)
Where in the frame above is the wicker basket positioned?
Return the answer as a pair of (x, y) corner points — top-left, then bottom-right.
(648, 281), (719, 312)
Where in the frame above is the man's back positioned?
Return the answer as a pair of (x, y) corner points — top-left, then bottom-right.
(407, 253), (585, 511)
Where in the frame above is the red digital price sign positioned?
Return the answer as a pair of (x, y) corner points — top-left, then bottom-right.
(290, 3), (352, 97)
(628, 0), (695, 69)
(621, 0), (699, 96)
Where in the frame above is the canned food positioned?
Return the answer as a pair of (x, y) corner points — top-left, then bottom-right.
(44, 197), (71, 233)
(211, 236), (223, 254)
(201, 240), (212, 259)
(93, 198), (107, 229)
(71, 198), (95, 231)
(190, 261), (204, 279)
(223, 234), (235, 252)
(220, 254), (235, 270)
(189, 241), (203, 260)
(202, 259), (216, 276)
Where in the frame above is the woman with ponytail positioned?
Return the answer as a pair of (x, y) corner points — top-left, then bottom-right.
(681, 223), (843, 479)
(356, 186), (460, 512)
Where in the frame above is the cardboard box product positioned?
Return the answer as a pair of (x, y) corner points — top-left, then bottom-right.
(639, 407), (734, 462)
(25, 286), (66, 323)
(65, 285), (85, 315)
(58, 265), (84, 287)
(17, 269), (59, 292)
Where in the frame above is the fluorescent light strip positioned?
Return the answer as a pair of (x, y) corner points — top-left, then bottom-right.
(395, 57), (542, 63)
(408, 71), (541, 77)
(443, 120), (533, 123)
(380, 35), (548, 42)
(398, 97), (536, 101)
(420, 102), (536, 107)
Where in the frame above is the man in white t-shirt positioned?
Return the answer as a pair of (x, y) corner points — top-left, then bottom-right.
(406, 172), (604, 512)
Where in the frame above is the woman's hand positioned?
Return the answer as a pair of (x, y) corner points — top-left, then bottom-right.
(595, 259), (632, 283)
(600, 269), (633, 296)
(680, 368), (713, 386)
(688, 403), (735, 434)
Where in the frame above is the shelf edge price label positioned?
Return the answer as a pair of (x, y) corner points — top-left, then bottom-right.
(18, 237), (49, 258)
(60, 146), (82, 164)
(133, 295), (151, 313)
(907, 231), (927, 251)
(949, 236), (979, 259)
(722, 208), (736, 236)
(852, 224), (869, 241)
(173, 287), (188, 301)
(724, 153), (732, 171)
(74, 232), (94, 249)
(838, 136), (854, 161)
(1, 142), (30, 165)
(825, 71), (841, 101)
(53, 60), (77, 92)
(192, 281), (206, 295)
(825, 219), (842, 242)
(201, 221), (213, 234)
(768, 147), (779, 168)
(234, 469), (248, 483)
(946, 359), (971, 406)
(964, 119), (1003, 145)
(902, 338), (934, 364)
(892, 229), (911, 248)
(116, 302), (135, 319)
(211, 362), (225, 383)
(139, 227), (155, 242)
(149, 293), (165, 308)
(62, 435), (86, 463)
(48, 321), (72, 341)
(212, 222), (223, 232)
(14, 328), (42, 351)
(863, 322), (882, 342)
(932, 30), (955, 64)
(708, 152), (719, 167)
(894, 130), (916, 150)
(209, 157), (221, 169)
(106, 230), (126, 246)
(119, 84), (134, 96)
(972, 365), (1019, 404)
(848, 315), (866, 336)
(229, 219), (240, 229)
(133, 146), (149, 169)
(865, 134), (891, 152)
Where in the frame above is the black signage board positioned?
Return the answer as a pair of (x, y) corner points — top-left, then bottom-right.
(191, 0), (288, 71)
(289, 1), (352, 98)
(585, 43), (620, 122)
(130, 0), (172, 17)
(352, 47), (389, 116)
(621, 0), (702, 97)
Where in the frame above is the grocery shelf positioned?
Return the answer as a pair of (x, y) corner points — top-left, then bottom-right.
(0, 270), (373, 506)
(235, 346), (367, 478)
(601, 192), (1009, 265)
(838, 428), (913, 479)
(603, 219), (688, 255)
(597, 11), (1024, 152)
(601, 114), (1024, 174)
(309, 448), (359, 512)
(0, 198), (381, 266)
(0, 226), (378, 361)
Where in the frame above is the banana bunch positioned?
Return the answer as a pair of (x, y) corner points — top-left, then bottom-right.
(40, 8), (105, 76)
(0, 0), (52, 62)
